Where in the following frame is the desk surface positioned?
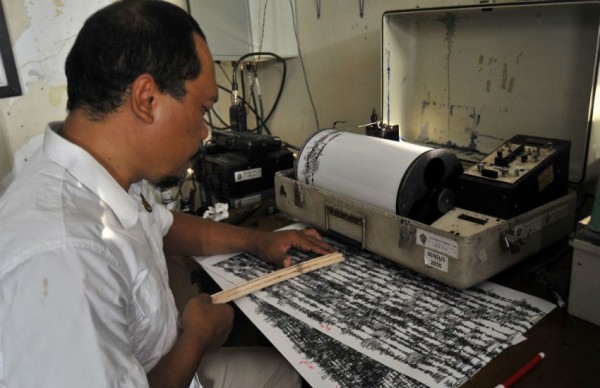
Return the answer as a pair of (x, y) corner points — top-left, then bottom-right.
(470, 243), (600, 387)
(184, 205), (600, 387)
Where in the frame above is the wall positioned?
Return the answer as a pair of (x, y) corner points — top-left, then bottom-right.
(210, 0), (420, 149)
(210, 0), (600, 188)
(1, 0), (599, 194)
(0, 0), (457, 193)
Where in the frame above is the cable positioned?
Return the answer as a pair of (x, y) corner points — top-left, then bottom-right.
(205, 109), (229, 130)
(290, 0), (320, 130)
(230, 52), (286, 133)
(257, 0), (269, 56)
(282, 141), (299, 152)
(217, 62), (232, 84)
(248, 66), (271, 135)
(211, 84), (273, 135)
(247, 64), (261, 133)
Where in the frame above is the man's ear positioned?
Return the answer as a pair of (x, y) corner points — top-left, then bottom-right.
(130, 73), (157, 124)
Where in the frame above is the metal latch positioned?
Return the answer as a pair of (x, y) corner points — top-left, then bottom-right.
(500, 229), (524, 254)
(399, 219), (414, 248)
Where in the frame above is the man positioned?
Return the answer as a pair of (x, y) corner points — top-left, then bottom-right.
(0, 1), (333, 387)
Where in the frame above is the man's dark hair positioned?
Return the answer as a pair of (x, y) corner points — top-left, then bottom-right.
(65, 0), (206, 120)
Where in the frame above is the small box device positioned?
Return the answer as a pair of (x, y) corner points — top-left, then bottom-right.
(569, 224), (600, 327)
(196, 135), (294, 208)
(454, 135), (571, 219)
(202, 148), (293, 200)
(211, 130), (284, 155)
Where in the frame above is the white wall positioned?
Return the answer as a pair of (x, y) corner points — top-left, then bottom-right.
(209, 0), (439, 149)
(0, 0), (452, 193)
(209, 0), (600, 187)
(1, 0), (599, 194)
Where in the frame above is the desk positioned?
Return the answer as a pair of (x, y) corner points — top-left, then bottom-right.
(168, 206), (600, 387)
(469, 243), (600, 387)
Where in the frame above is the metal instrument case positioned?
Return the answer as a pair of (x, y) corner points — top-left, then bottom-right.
(276, 0), (596, 288)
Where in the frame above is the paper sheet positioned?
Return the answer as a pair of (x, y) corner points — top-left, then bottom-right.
(208, 270), (426, 387)
(198, 224), (554, 387)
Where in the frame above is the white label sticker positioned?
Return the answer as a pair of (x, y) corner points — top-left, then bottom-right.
(424, 249), (449, 272)
(234, 167), (262, 182)
(416, 229), (459, 258)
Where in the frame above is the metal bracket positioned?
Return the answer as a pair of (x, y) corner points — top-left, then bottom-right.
(500, 230), (524, 254)
(293, 181), (304, 207)
(399, 219), (414, 248)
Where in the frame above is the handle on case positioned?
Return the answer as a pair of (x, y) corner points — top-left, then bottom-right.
(325, 205), (367, 249)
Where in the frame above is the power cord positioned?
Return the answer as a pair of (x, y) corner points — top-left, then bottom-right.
(230, 51), (286, 133)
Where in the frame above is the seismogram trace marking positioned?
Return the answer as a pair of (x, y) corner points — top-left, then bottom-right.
(209, 234), (552, 387)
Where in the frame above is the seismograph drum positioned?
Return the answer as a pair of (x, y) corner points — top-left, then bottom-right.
(295, 129), (463, 224)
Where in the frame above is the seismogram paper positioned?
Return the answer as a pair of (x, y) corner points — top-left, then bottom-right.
(199, 225), (554, 387)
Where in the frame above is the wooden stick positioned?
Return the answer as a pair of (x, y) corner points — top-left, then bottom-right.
(211, 252), (344, 304)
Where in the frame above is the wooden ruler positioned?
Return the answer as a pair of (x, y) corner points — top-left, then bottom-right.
(211, 252), (344, 304)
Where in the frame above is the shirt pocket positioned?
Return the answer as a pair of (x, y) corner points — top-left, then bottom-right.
(132, 269), (161, 325)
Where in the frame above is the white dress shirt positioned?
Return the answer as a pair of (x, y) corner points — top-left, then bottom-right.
(0, 123), (198, 387)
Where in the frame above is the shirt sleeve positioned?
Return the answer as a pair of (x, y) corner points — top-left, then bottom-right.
(1, 245), (148, 388)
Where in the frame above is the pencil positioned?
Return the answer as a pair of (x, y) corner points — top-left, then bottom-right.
(495, 352), (545, 388)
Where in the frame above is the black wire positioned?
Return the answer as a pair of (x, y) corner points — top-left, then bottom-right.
(249, 66), (268, 134)
(282, 141), (299, 152)
(217, 62), (232, 84)
(248, 67), (261, 133)
(240, 66), (247, 109)
(257, 57), (286, 127)
(215, 83), (274, 134)
(258, 95), (269, 135)
(250, 90), (261, 133)
(205, 109), (229, 130)
(231, 52), (286, 130)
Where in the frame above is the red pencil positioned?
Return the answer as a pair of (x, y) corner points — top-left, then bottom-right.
(495, 352), (545, 388)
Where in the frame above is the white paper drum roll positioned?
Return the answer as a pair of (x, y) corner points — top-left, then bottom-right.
(296, 130), (463, 223)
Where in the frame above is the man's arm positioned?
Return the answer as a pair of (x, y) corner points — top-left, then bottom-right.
(163, 211), (334, 267)
(154, 211), (333, 387)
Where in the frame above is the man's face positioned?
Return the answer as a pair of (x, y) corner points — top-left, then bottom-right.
(150, 35), (218, 189)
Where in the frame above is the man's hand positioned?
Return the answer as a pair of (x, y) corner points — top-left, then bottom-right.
(181, 293), (234, 352)
(254, 228), (336, 267)
(147, 294), (233, 387)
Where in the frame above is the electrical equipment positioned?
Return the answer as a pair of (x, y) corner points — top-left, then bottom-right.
(454, 135), (570, 219)
(569, 222), (600, 327)
(365, 109), (399, 141)
(229, 103), (247, 132)
(365, 122), (399, 141)
(195, 131), (294, 209)
(296, 130), (463, 225)
(211, 130), (283, 154)
(276, 134), (575, 289)
(275, 1), (598, 289)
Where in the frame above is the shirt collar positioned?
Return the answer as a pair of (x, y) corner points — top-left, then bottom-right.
(43, 121), (140, 229)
